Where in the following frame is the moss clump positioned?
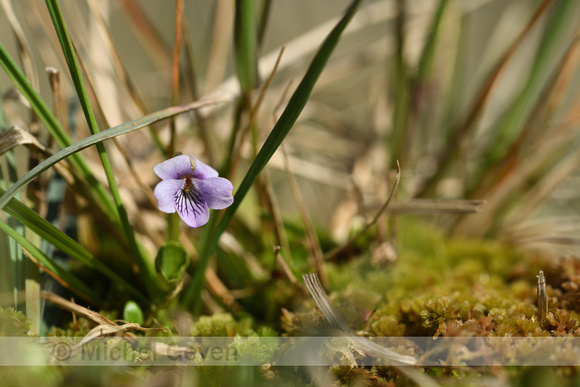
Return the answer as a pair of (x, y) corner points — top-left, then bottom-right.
(323, 218), (561, 339)
(191, 313), (255, 337)
(0, 307), (31, 336)
(371, 316), (405, 336)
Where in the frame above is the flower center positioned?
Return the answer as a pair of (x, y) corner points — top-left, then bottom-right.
(174, 176), (205, 217)
(183, 176), (192, 193)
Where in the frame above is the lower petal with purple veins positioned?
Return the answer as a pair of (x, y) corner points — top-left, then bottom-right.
(173, 183), (210, 228)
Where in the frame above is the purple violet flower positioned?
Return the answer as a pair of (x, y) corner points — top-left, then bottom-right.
(153, 155), (234, 228)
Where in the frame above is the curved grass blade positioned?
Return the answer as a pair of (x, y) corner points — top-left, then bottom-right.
(45, 0), (160, 299)
(0, 219), (100, 303)
(0, 186), (148, 305)
(0, 41), (117, 221)
(181, 0), (362, 310)
(0, 99), (223, 211)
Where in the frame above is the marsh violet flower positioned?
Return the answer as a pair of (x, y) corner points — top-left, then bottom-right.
(153, 155), (234, 228)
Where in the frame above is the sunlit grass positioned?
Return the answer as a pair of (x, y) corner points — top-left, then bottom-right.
(1, 0), (580, 385)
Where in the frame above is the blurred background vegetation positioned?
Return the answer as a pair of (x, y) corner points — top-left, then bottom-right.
(2, 0), (580, 385)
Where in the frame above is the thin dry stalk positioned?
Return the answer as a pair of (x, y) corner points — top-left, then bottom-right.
(325, 161), (401, 261)
(282, 145), (326, 287)
(229, 46), (286, 180)
(537, 271), (548, 326)
(86, 0), (165, 152)
(46, 67), (69, 136)
(1, 0), (38, 89)
(274, 245), (300, 289)
(42, 291), (112, 325)
(386, 199), (485, 215)
(204, 0), (234, 95)
(118, 0), (172, 70)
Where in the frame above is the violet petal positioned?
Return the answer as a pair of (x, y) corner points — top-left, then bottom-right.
(196, 177), (234, 210)
(190, 156), (218, 180)
(153, 155), (194, 180)
(173, 184), (210, 228)
(153, 179), (184, 213)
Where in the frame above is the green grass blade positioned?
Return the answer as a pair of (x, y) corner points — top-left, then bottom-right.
(0, 219), (100, 303)
(0, 186), (149, 305)
(45, 0), (160, 300)
(257, 0), (272, 52)
(0, 41), (117, 222)
(416, 0), (556, 197)
(0, 86), (26, 310)
(181, 0), (362, 310)
(0, 99), (221, 212)
(389, 0), (411, 166)
(476, 0), (577, 181)
(0, 99), (220, 305)
(416, 0), (450, 83)
(235, 0), (258, 92)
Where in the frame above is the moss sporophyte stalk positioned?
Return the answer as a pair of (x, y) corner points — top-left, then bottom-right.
(153, 155), (234, 228)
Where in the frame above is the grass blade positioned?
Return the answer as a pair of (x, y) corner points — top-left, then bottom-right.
(0, 99), (220, 305)
(477, 0), (578, 180)
(0, 219), (100, 303)
(0, 186), (149, 305)
(0, 41), (117, 221)
(416, 0), (556, 197)
(181, 0), (362, 311)
(415, 0), (450, 83)
(0, 99), (222, 211)
(45, 0), (161, 300)
(235, 0), (258, 92)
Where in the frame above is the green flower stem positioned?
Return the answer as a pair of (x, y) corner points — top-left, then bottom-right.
(167, 213), (181, 243)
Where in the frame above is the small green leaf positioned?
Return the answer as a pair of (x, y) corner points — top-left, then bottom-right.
(155, 242), (189, 284)
(123, 301), (144, 325)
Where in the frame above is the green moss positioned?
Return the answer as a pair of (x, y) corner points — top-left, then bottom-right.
(191, 313), (256, 337)
(322, 219), (561, 339)
(0, 307), (31, 336)
(371, 316), (405, 336)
